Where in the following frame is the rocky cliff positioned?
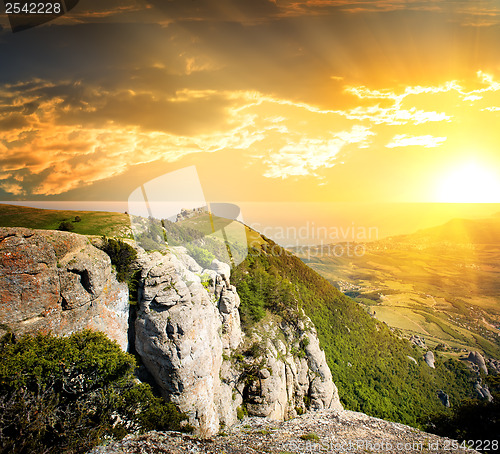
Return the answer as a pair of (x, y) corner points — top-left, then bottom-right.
(0, 227), (342, 437)
(0, 228), (129, 349)
(132, 245), (342, 436)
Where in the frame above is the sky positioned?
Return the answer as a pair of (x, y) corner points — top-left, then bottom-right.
(1, 0), (500, 229)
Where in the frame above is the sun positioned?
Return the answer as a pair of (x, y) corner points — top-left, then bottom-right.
(436, 161), (500, 203)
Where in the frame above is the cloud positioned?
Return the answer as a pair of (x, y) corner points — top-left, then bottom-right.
(386, 134), (447, 148)
(1, 69), (500, 195)
(262, 125), (374, 178)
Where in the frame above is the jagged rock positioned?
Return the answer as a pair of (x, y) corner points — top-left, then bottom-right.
(424, 351), (435, 368)
(1, 227), (345, 438)
(467, 351), (488, 374)
(0, 228), (129, 350)
(242, 320), (342, 421)
(486, 358), (500, 374)
(134, 247), (225, 437)
(474, 382), (493, 402)
(409, 335), (426, 348)
(210, 259), (231, 278)
(437, 390), (450, 407)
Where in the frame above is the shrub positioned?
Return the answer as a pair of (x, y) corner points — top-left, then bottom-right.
(74, 216), (81, 222)
(58, 221), (74, 231)
(300, 433), (320, 442)
(185, 244), (215, 269)
(99, 237), (137, 284)
(236, 406), (247, 420)
(0, 330), (188, 454)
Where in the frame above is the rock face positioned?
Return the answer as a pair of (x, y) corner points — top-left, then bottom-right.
(133, 246), (341, 436)
(0, 228), (343, 438)
(437, 390), (450, 407)
(238, 318), (342, 424)
(134, 248), (227, 437)
(467, 351), (488, 375)
(423, 351), (435, 368)
(0, 228), (129, 350)
(486, 357), (500, 374)
(474, 382), (493, 402)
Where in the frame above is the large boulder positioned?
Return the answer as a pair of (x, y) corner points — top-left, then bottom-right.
(240, 319), (342, 422)
(0, 228), (129, 350)
(467, 351), (488, 375)
(424, 351), (435, 368)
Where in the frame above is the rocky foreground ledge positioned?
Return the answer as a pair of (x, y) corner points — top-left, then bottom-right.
(89, 409), (479, 454)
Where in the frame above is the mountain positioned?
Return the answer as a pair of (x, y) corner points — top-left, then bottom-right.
(0, 225), (341, 438)
(390, 217), (500, 245)
(0, 205), (495, 452)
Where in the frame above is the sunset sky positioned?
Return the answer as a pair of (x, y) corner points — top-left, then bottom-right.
(1, 0), (500, 220)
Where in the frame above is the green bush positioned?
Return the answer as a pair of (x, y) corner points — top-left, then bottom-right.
(99, 237), (137, 284)
(0, 330), (188, 454)
(300, 433), (319, 442)
(58, 221), (74, 232)
(236, 406), (247, 420)
(185, 244), (215, 269)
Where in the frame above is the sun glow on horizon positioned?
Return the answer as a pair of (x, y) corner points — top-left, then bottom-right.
(436, 161), (500, 203)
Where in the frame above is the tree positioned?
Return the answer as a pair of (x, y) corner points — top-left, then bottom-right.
(58, 221), (74, 231)
(74, 215), (81, 222)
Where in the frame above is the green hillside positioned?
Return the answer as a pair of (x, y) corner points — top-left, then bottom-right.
(232, 236), (479, 430)
(0, 204), (132, 238)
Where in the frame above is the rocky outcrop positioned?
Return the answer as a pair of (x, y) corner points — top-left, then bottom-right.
(134, 247), (228, 437)
(486, 357), (500, 374)
(0, 228), (129, 350)
(409, 334), (426, 348)
(437, 390), (450, 407)
(467, 351), (488, 375)
(132, 245), (341, 436)
(90, 409), (480, 454)
(407, 355), (418, 365)
(423, 351), (435, 368)
(0, 228), (343, 438)
(236, 318), (342, 423)
(474, 382), (493, 402)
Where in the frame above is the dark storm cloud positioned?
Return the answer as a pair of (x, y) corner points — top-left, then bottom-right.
(145, 0), (280, 22)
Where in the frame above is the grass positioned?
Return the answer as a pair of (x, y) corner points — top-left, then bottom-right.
(300, 433), (320, 442)
(0, 204), (132, 238)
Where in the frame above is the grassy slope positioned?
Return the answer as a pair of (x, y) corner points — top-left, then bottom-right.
(232, 236), (478, 430)
(0, 204), (132, 238)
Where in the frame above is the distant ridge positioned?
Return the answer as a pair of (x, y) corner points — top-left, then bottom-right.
(404, 217), (500, 245)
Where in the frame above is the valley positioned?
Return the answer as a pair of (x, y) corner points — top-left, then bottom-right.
(293, 216), (500, 360)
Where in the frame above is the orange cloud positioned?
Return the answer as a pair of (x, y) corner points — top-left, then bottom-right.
(1, 70), (500, 195)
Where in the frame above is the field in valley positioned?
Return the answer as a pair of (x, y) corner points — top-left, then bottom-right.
(294, 216), (500, 359)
